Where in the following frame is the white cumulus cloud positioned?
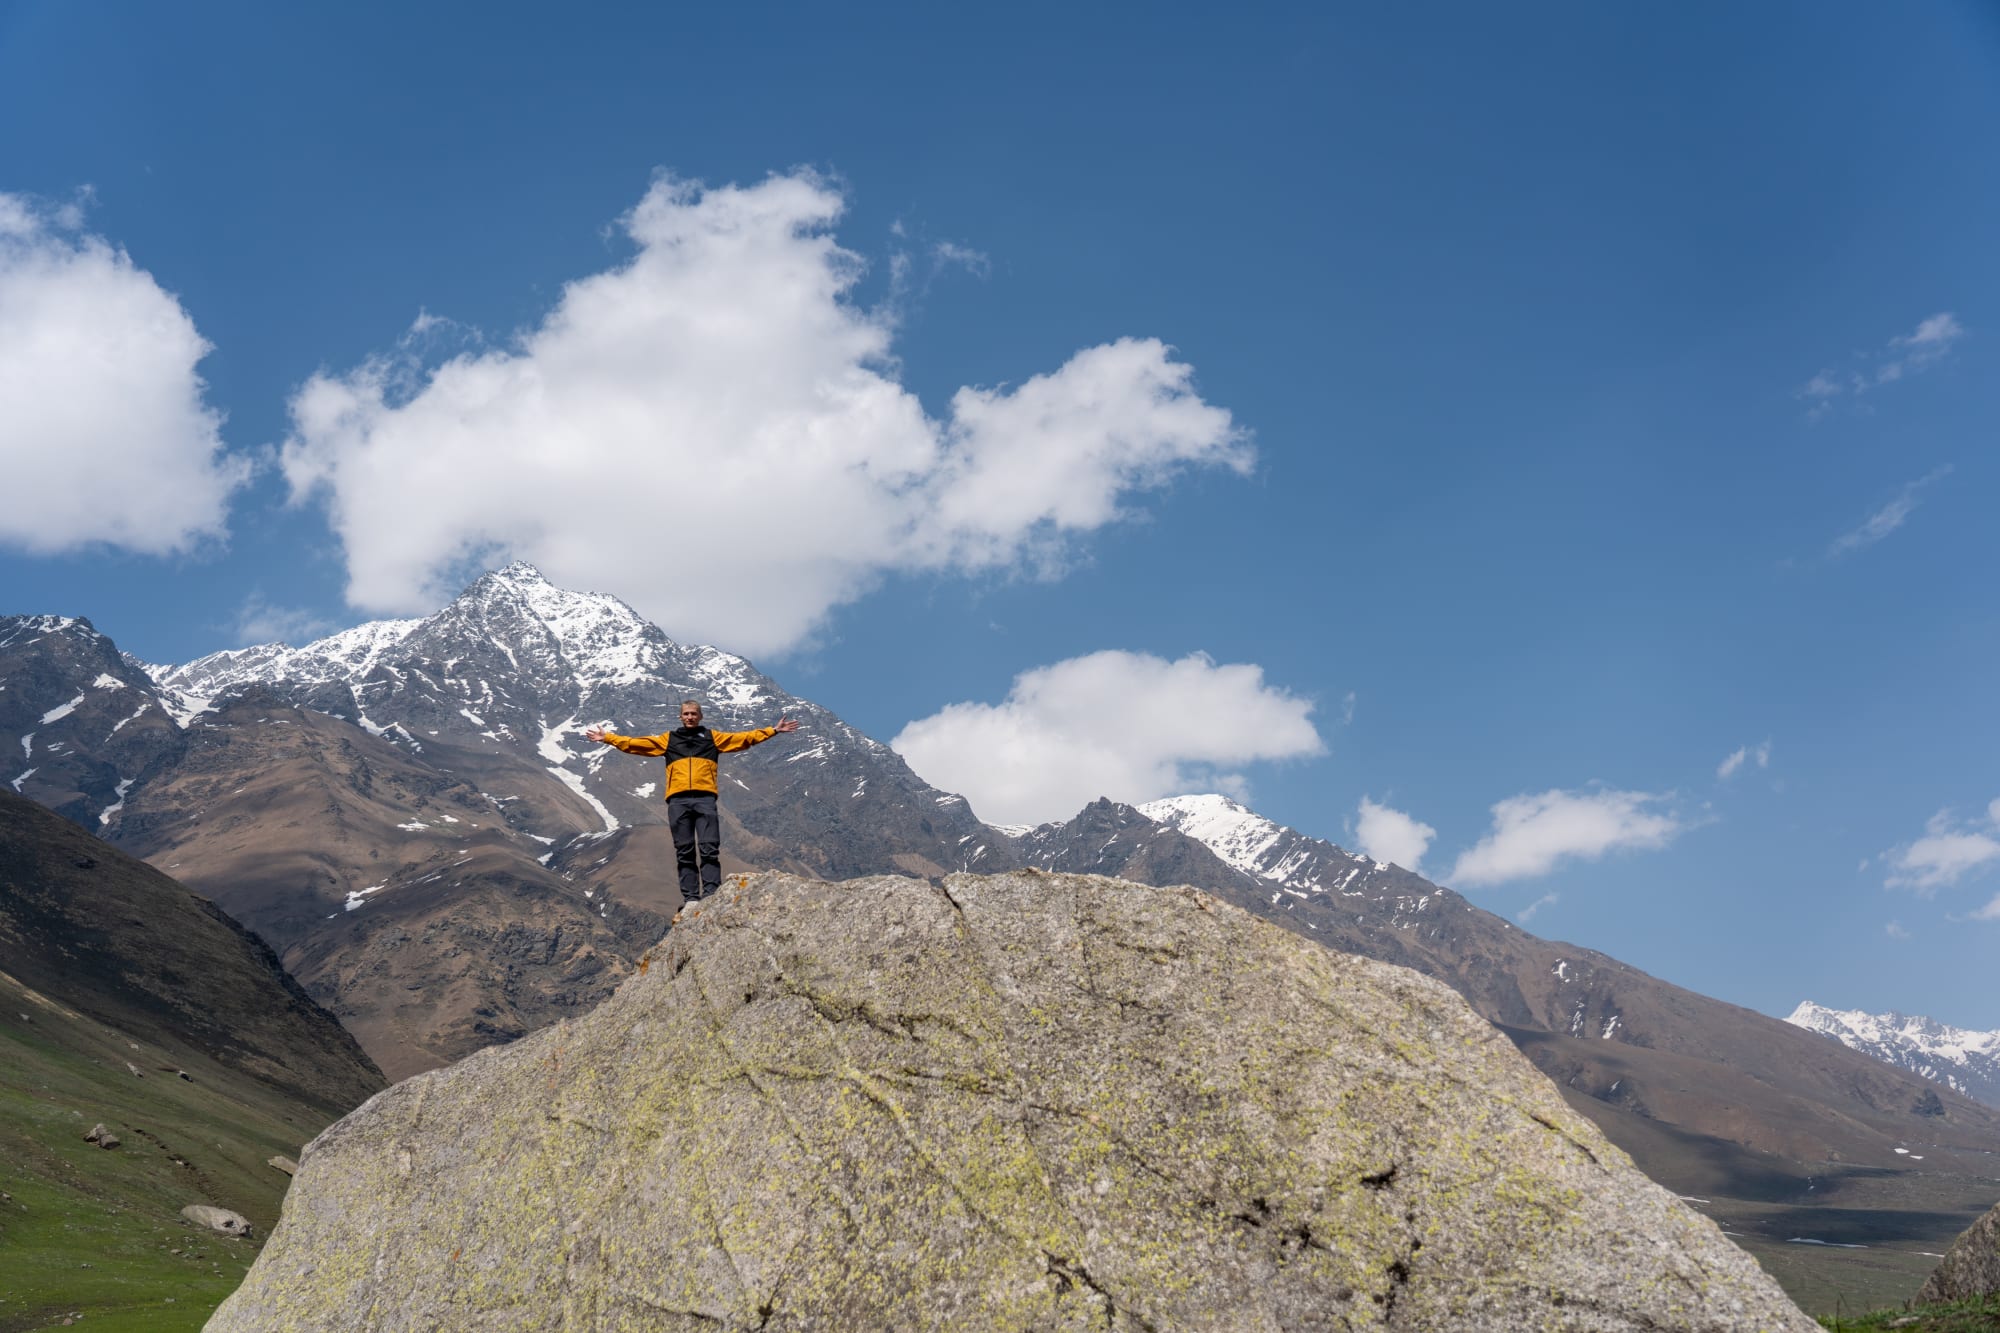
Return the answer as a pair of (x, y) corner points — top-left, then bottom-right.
(1884, 799), (2000, 894)
(1449, 787), (1683, 887)
(892, 650), (1322, 827)
(279, 173), (1249, 658)
(0, 193), (248, 555)
(1355, 796), (1435, 871)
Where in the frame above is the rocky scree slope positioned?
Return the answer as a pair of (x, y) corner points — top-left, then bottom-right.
(210, 870), (1815, 1333)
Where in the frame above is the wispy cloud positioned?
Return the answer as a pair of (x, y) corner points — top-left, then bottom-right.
(1717, 740), (1772, 780)
(1449, 787), (1684, 887)
(1828, 465), (1952, 558)
(233, 593), (337, 647)
(1972, 895), (2000, 923)
(1516, 892), (1559, 924)
(1340, 691), (1356, 726)
(1884, 920), (1911, 940)
(931, 240), (990, 278)
(1798, 312), (1966, 417)
(1355, 796), (1436, 872)
(1884, 799), (2000, 894)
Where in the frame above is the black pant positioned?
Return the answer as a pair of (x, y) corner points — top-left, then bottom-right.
(667, 793), (722, 902)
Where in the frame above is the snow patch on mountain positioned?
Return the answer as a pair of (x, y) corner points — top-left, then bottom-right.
(98, 777), (133, 826)
(538, 717), (584, 764)
(1787, 1001), (2000, 1108)
(39, 694), (84, 725)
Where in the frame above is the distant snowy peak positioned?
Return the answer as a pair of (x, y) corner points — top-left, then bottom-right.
(1140, 792), (1375, 894)
(1139, 794), (1292, 877)
(1787, 1001), (2000, 1108)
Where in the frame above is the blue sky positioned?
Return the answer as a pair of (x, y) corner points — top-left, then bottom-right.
(3, 1), (1997, 1026)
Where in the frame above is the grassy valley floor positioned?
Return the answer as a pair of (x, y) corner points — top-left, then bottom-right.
(0, 978), (340, 1331)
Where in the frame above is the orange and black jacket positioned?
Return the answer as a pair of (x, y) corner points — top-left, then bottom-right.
(600, 724), (778, 798)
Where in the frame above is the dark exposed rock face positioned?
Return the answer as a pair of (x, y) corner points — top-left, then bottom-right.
(0, 615), (184, 828)
(211, 871), (1813, 1332)
(1919, 1196), (2000, 1305)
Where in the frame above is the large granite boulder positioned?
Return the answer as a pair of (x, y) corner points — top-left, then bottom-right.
(1917, 1195), (2000, 1304)
(210, 870), (1813, 1331)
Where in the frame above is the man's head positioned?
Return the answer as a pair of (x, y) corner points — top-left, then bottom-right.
(679, 700), (704, 728)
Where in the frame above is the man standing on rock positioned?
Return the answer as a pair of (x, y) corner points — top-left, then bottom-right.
(586, 702), (797, 903)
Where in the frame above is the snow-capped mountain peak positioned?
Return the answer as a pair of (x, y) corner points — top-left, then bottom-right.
(151, 619), (423, 697)
(148, 561), (767, 709)
(1141, 792), (1379, 893)
(1138, 793), (1292, 879)
(1787, 1001), (2000, 1108)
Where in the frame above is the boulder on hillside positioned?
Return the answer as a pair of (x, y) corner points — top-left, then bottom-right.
(1917, 1195), (2000, 1305)
(210, 870), (1815, 1332)
(181, 1204), (251, 1237)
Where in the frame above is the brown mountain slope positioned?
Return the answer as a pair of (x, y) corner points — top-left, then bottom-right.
(104, 697), (704, 1079)
(0, 789), (382, 1115)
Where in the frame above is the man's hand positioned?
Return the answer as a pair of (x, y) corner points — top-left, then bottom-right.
(584, 725), (609, 743)
(772, 716), (800, 734)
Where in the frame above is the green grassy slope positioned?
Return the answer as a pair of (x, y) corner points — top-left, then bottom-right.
(1817, 1294), (2000, 1331)
(0, 973), (359, 1330)
(1, 792), (385, 1330)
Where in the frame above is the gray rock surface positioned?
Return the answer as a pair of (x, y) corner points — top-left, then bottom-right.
(83, 1123), (119, 1149)
(211, 870), (1814, 1331)
(1917, 1194), (2000, 1304)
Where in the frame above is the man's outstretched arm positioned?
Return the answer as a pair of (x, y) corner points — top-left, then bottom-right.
(584, 726), (669, 755)
(711, 716), (799, 752)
